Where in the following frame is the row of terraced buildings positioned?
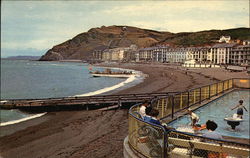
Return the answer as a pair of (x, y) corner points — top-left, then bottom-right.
(92, 41), (250, 65)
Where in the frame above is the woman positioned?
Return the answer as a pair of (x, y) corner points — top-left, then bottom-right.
(139, 100), (150, 118)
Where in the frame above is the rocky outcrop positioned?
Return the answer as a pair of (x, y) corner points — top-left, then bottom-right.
(39, 51), (64, 61)
(39, 26), (250, 61)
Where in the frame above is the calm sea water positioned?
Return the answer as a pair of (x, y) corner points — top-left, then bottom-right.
(0, 59), (142, 124)
(169, 90), (250, 139)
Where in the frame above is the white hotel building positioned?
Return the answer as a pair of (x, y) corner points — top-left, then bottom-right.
(208, 43), (237, 64)
(208, 43), (250, 65)
(136, 46), (209, 63)
(136, 43), (249, 65)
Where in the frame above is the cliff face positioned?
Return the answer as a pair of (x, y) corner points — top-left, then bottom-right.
(39, 26), (250, 61)
(39, 25), (172, 61)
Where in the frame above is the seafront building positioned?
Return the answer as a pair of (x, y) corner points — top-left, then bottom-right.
(185, 47), (209, 62)
(208, 43), (237, 64)
(135, 43), (249, 65)
(92, 38), (250, 66)
(230, 44), (250, 65)
(92, 45), (137, 62)
(136, 46), (210, 63)
(208, 43), (250, 65)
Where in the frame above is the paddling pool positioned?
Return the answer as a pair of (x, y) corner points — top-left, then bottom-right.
(169, 90), (250, 139)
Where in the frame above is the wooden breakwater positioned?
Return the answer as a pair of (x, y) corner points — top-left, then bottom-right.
(0, 92), (176, 112)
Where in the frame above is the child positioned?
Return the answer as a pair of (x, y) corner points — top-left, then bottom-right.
(231, 100), (248, 119)
(187, 108), (200, 127)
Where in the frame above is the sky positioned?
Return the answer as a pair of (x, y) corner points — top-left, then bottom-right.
(1, 0), (249, 57)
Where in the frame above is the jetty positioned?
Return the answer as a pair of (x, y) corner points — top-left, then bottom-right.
(90, 68), (134, 78)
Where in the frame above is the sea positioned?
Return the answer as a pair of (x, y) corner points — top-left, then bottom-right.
(0, 59), (143, 126)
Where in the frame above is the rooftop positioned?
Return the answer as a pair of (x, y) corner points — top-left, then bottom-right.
(212, 43), (238, 48)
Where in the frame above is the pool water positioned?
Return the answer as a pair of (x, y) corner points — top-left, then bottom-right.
(169, 90), (250, 139)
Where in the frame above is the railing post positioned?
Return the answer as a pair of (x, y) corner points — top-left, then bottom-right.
(216, 83), (218, 96)
(163, 131), (168, 158)
(208, 85), (211, 99)
(222, 81), (225, 93)
(232, 78), (235, 88)
(171, 95), (174, 119)
(199, 88), (202, 103)
(187, 91), (190, 107)
(118, 98), (121, 109)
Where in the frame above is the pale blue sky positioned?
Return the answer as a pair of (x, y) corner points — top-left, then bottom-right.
(1, 0), (249, 57)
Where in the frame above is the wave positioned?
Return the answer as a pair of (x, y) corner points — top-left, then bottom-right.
(75, 68), (144, 97)
(0, 112), (47, 126)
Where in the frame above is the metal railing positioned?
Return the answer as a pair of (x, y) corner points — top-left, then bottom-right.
(167, 130), (249, 158)
(129, 106), (167, 158)
(128, 78), (250, 158)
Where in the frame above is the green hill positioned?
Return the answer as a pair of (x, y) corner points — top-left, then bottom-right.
(39, 26), (250, 61)
(160, 28), (250, 46)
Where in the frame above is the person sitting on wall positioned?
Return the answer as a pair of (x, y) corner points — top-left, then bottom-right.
(143, 106), (153, 122)
(231, 100), (248, 119)
(139, 100), (150, 119)
(146, 108), (161, 126)
(146, 108), (174, 131)
(187, 108), (200, 127)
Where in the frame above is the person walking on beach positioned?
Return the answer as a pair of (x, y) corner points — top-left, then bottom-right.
(187, 108), (200, 127)
(231, 100), (248, 119)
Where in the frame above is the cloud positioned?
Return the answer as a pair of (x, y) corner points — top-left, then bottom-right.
(130, 14), (249, 33)
(1, 0), (249, 56)
(102, 1), (248, 16)
(99, 1), (249, 32)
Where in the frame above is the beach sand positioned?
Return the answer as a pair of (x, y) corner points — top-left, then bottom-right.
(0, 63), (249, 158)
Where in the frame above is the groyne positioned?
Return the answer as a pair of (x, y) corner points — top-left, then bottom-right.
(0, 92), (176, 112)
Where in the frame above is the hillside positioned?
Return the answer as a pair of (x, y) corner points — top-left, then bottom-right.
(160, 27), (250, 46)
(39, 26), (250, 61)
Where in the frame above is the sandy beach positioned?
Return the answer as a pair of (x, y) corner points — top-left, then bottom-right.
(0, 63), (249, 158)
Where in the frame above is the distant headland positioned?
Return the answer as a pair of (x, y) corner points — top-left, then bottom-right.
(2, 56), (41, 60)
